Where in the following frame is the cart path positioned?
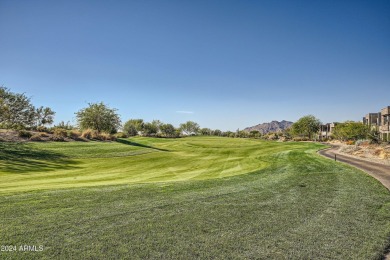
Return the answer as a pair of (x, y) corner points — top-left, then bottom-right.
(318, 146), (390, 190)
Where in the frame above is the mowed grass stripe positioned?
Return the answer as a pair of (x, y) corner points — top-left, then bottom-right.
(0, 137), (285, 193)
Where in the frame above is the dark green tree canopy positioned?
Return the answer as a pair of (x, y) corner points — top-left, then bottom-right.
(291, 115), (321, 139)
(213, 129), (222, 136)
(160, 123), (176, 137)
(200, 128), (212, 136)
(142, 122), (158, 136)
(75, 102), (121, 133)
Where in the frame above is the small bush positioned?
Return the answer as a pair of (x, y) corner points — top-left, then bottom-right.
(97, 132), (110, 141)
(292, 137), (309, 142)
(39, 132), (49, 137)
(81, 129), (98, 140)
(373, 148), (382, 156)
(97, 132), (117, 141)
(355, 140), (369, 146)
(53, 128), (68, 137)
(115, 132), (128, 138)
(29, 134), (43, 141)
(18, 130), (32, 138)
(80, 129), (116, 141)
(50, 135), (65, 142)
(67, 130), (81, 139)
(36, 126), (48, 132)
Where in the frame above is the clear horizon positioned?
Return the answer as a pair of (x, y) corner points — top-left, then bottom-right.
(1, 0), (389, 131)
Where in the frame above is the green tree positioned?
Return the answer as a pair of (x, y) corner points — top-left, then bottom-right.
(333, 121), (369, 141)
(34, 106), (55, 127)
(249, 130), (261, 138)
(75, 102), (121, 133)
(213, 129), (222, 136)
(0, 86), (36, 129)
(143, 122), (158, 136)
(160, 123), (176, 137)
(151, 120), (163, 133)
(123, 119), (144, 136)
(179, 121), (200, 135)
(291, 115), (321, 139)
(200, 128), (212, 136)
(235, 130), (249, 138)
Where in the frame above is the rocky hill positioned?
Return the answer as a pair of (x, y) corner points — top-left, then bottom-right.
(244, 120), (293, 134)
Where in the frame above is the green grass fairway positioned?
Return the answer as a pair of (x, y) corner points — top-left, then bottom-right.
(1, 137), (390, 259)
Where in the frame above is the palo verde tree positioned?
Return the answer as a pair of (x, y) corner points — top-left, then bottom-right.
(291, 115), (321, 139)
(160, 123), (176, 137)
(0, 86), (55, 129)
(34, 106), (55, 128)
(200, 128), (212, 136)
(75, 102), (121, 133)
(179, 121), (200, 135)
(142, 122), (158, 136)
(332, 121), (369, 141)
(0, 87), (34, 129)
(123, 119), (144, 136)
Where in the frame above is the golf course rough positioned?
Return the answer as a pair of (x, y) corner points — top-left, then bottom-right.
(1, 137), (390, 259)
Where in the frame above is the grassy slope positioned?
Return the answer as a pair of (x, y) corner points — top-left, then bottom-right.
(0, 137), (390, 259)
(1, 137), (303, 193)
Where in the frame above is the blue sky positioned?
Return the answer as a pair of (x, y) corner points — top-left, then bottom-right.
(1, 0), (389, 131)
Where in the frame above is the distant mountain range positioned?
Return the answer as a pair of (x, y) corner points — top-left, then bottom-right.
(244, 120), (293, 134)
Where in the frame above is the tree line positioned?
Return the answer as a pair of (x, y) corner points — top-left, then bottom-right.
(0, 87), (381, 142)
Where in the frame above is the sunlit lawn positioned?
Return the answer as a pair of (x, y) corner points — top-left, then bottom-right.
(1, 137), (389, 259)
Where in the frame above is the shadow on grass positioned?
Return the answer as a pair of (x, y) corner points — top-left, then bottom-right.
(0, 142), (80, 173)
(116, 138), (169, 152)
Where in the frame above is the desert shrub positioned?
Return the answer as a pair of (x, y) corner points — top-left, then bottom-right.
(373, 148), (382, 156)
(50, 135), (65, 142)
(340, 145), (360, 153)
(53, 121), (74, 130)
(53, 128), (68, 137)
(98, 132), (117, 141)
(115, 132), (128, 138)
(97, 132), (110, 141)
(38, 132), (49, 137)
(80, 129), (116, 141)
(293, 137), (309, 141)
(29, 134), (43, 141)
(81, 129), (98, 140)
(267, 134), (279, 140)
(18, 130), (32, 138)
(355, 139), (369, 146)
(36, 126), (48, 132)
(67, 130), (81, 139)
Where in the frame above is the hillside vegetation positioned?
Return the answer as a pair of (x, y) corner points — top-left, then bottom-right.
(1, 137), (390, 259)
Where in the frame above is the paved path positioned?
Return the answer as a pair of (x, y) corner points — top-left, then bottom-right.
(318, 145), (390, 190)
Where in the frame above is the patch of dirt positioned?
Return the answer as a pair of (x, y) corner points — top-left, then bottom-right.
(334, 141), (390, 166)
(0, 129), (78, 142)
